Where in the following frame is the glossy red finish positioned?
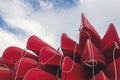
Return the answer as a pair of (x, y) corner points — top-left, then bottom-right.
(27, 35), (54, 55)
(2, 46), (38, 68)
(79, 13), (101, 50)
(81, 39), (106, 67)
(23, 68), (59, 80)
(14, 58), (38, 79)
(0, 67), (13, 80)
(104, 58), (120, 80)
(102, 24), (120, 63)
(62, 56), (88, 80)
(61, 33), (82, 62)
(39, 47), (63, 66)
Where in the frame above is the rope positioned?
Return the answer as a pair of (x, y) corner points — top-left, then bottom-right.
(38, 47), (63, 80)
(80, 24), (96, 80)
(0, 58), (9, 69)
(113, 42), (119, 80)
(40, 53), (57, 65)
(1, 64), (9, 69)
(84, 60), (97, 67)
(38, 47), (59, 66)
(14, 48), (27, 80)
(62, 33), (79, 73)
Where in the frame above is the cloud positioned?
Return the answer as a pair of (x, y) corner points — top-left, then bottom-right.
(0, 0), (81, 56)
(24, 0), (80, 11)
(0, 28), (25, 55)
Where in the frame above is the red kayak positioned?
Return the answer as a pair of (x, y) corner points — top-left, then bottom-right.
(1, 13), (120, 80)
(14, 58), (38, 80)
(27, 35), (54, 56)
(39, 47), (63, 66)
(2, 46), (38, 68)
(0, 66), (13, 80)
(23, 68), (59, 80)
(104, 58), (120, 80)
(39, 47), (63, 77)
(89, 71), (109, 80)
(38, 64), (61, 77)
(62, 56), (88, 80)
(81, 39), (106, 67)
(102, 24), (120, 63)
(79, 13), (101, 50)
(61, 33), (82, 62)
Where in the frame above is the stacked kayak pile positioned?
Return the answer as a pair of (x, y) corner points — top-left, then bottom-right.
(0, 14), (120, 80)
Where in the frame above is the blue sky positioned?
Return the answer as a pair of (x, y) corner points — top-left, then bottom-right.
(0, 0), (120, 56)
(24, 0), (79, 11)
(0, 16), (27, 37)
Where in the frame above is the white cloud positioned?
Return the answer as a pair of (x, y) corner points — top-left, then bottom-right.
(0, 28), (25, 55)
(0, 0), (79, 56)
(0, 0), (57, 55)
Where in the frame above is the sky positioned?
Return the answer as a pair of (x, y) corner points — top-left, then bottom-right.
(0, 0), (120, 56)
